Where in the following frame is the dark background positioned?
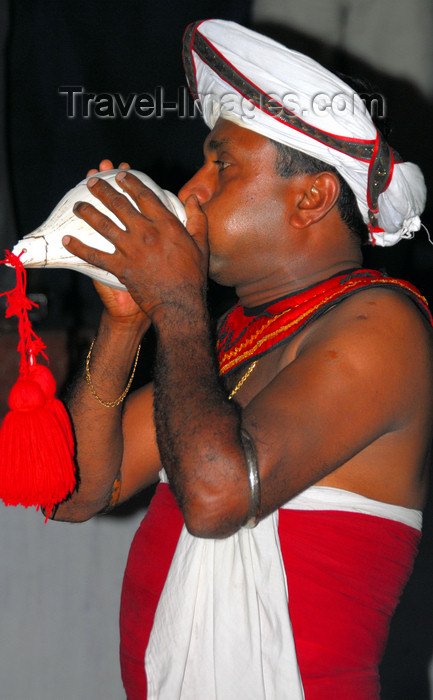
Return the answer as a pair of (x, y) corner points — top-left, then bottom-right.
(1, 1), (433, 697)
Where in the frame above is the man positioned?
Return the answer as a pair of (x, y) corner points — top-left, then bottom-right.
(54, 20), (432, 700)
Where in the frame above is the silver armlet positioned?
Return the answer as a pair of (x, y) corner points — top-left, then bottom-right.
(240, 428), (261, 528)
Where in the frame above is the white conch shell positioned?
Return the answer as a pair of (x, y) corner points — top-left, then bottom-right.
(11, 169), (187, 290)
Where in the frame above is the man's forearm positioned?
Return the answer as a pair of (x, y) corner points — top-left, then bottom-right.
(53, 311), (146, 522)
(152, 301), (250, 538)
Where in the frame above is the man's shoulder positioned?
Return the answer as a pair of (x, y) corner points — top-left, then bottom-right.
(296, 284), (433, 374)
(334, 284), (430, 333)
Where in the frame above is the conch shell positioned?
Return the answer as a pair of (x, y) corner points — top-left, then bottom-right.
(11, 169), (187, 290)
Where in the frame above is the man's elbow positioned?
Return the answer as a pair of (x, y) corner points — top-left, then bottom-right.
(51, 509), (94, 524)
(182, 489), (247, 539)
(46, 496), (104, 523)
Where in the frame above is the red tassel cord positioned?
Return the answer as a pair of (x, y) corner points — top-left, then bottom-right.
(0, 250), (76, 518)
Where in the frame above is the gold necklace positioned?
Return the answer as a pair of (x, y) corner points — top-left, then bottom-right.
(228, 361), (257, 400)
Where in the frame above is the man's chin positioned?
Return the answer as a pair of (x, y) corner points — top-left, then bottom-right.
(208, 259), (232, 288)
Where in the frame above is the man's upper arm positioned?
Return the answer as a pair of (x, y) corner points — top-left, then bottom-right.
(118, 382), (162, 502)
(241, 289), (433, 515)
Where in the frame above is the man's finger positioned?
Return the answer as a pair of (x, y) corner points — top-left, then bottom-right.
(99, 159), (115, 171)
(73, 198), (124, 247)
(115, 171), (168, 220)
(62, 234), (116, 273)
(184, 195), (208, 256)
(86, 160), (113, 178)
(85, 176), (148, 228)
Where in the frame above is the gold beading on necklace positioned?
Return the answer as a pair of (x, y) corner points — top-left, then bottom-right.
(228, 361), (257, 400)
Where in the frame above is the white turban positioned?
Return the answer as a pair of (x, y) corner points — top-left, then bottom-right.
(183, 20), (426, 246)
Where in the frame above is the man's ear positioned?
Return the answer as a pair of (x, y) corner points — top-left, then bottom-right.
(290, 172), (341, 229)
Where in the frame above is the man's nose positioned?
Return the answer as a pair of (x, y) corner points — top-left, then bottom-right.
(178, 170), (212, 206)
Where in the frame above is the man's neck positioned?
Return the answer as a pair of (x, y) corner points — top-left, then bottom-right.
(235, 260), (363, 308)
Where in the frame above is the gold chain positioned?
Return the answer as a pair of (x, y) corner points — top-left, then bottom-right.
(228, 361), (257, 400)
(86, 337), (256, 406)
(85, 338), (141, 408)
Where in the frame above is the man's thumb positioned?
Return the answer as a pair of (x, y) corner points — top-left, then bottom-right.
(184, 195), (208, 253)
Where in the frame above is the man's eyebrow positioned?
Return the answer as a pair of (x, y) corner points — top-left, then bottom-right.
(205, 136), (231, 152)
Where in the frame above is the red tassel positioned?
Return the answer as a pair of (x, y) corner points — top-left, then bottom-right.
(0, 251), (76, 518)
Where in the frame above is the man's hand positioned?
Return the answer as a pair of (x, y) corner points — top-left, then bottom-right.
(86, 158), (131, 177)
(79, 160), (150, 327)
(54, 162), (210, 522)
(62, 170), (208, 322)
